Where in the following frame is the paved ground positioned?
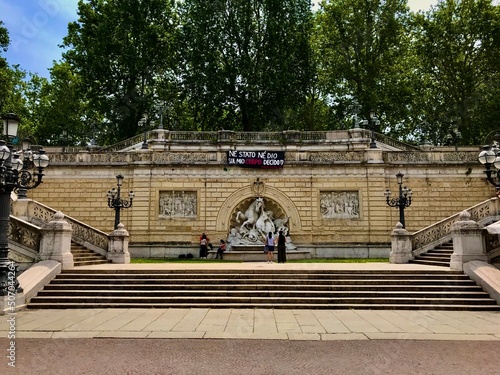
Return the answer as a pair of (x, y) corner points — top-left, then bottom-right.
(3, 338), (500, 375)
(2, 308), (500, 341)
(2, 262), (500, 373)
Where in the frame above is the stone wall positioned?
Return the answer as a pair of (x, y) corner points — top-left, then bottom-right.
(27, 132), (491, 256)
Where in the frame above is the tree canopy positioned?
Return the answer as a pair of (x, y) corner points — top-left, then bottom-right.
(179, 0), (314, 131)
(0, 0), (499, 146)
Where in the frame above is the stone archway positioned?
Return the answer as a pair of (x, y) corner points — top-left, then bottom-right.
(216, 185), (302, 237)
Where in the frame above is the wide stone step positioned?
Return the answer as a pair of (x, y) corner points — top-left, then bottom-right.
(28, 295), (499, 305)
(54, 272), (470, 280)
(26, 302), (500, 311)
(43, 283), (483, 291)
(60, 269), (465, 275)
(29, 268), (499, 311)
(48, 277), (476, 286)
(35, 290), (492, 299)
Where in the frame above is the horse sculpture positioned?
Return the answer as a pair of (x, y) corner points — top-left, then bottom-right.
(230, 197), (295, 248)
(235, 198), (264, 234)
(255, 210), (275, 239)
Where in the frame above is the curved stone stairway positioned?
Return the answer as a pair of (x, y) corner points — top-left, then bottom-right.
(71, 242), (111, 266)
(27, 268), (500, 310)
(410, 241), (453, 267)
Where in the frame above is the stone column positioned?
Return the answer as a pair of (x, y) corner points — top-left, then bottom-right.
(390, 222), (413, 263)
(39, 211), (74, 270)
(450, 211), (487, 271)
(107, 223), (130, 263)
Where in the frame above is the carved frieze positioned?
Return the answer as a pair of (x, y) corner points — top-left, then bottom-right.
(309, 152), (364, 163)
(159, 191), (197, 218)
(386, 152), (429, 163)
(320, 191), (360, 219)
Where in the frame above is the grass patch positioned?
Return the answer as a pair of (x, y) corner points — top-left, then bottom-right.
(131, 257), (389, 264)
(288, 258), (389, 263)
(131, 258), (240, 263)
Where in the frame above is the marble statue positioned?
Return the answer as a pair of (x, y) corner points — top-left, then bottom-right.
(229, 197), (295, 250)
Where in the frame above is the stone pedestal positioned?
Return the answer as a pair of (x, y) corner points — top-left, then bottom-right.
(39, 211), (74, 270)
(390, 222), (413, 263)
(149, 129), (169, 150)
(365, 148), (384, 163)
(107, 223), (130, 263)
(450, 211), (487, 271)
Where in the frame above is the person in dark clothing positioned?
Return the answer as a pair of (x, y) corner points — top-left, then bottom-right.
(277, 230), (286, 263)
(199, 233), (209, 259)
(215, 239), (226, 259)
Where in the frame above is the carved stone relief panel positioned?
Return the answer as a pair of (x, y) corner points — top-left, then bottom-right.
(320, 191), (360, 219)
(159, 191), (197, 218)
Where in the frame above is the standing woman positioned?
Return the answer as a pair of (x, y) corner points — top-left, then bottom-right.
(200, 233), (208, 259)
(277, 230), (286, 263)
(266, 232), (275, 263)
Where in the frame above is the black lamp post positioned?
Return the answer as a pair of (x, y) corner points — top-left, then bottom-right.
(139, 114), (149, 150)
(0, 113), (49, 296)
(107, 174), (135, 229)
(384, 172), (413, 228)
(478, 145), (500, 190)
(369, 111), (380, 149)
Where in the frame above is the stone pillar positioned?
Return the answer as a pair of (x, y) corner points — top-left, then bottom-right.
(39, 211), (74, 270)
(365, 148), (384, 163)
(149, 129), (169, 150)
(450, 211), (487, 271)
(390, 222), (413, 263)
(107, 223), (130, 263)
(11, 198), (30, 221)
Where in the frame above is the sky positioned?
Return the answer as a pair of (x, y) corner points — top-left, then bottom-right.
(0, 0), (438, 80)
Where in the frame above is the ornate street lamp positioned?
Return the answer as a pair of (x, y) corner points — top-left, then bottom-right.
(368, 111), (380, 149)
(353, 102), (379, 148)
(15, 138), (50, 199)
(107, 174), (135, 229)
(478, 144), (500, 190)
(384, 172), (413, 229)
(1, 113), (50, 296)
(139, 113), (149, 150)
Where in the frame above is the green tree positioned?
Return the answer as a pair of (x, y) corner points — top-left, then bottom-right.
(179, 0), (314, 131)
(20, 63), (100, 146)
(62, 0), (180, 144)
(315, 0), (413, 132)
(412, 0), (500, 146)
(0, 20), (28, 128)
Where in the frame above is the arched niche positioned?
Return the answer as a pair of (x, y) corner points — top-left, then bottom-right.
(216, 185), (302, 234)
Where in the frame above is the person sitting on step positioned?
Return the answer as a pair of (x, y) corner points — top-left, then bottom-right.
(215, 239), (226, 259)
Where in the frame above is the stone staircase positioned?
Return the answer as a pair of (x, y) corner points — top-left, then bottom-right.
(71, 242), (111, 267)
(410, 241), (453, 267)
(27, 268), (500, 310)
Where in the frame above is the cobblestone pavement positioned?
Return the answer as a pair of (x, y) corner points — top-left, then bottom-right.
(2, 338), (500, 375)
